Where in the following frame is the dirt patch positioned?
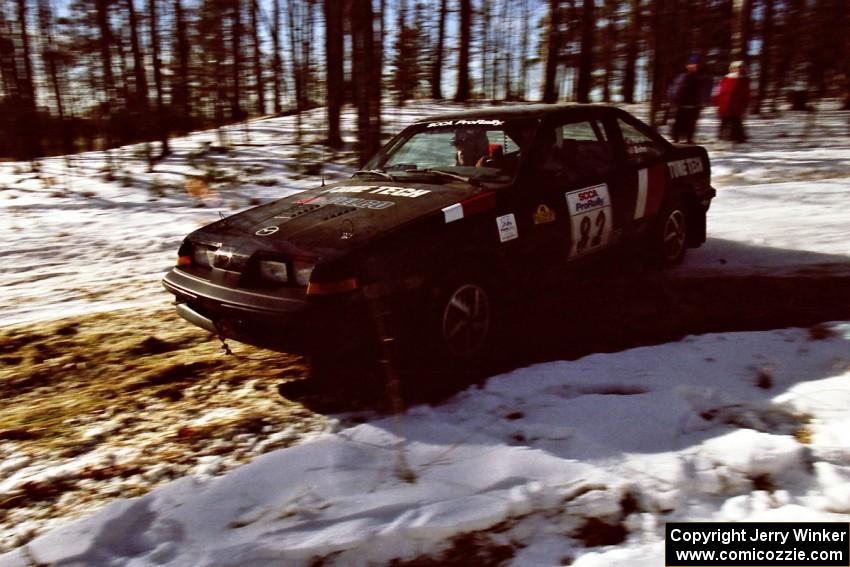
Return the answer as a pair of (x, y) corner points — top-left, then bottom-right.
(0, 307), (330, 552)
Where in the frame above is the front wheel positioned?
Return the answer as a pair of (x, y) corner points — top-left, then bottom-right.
(430, 272), (496, 364)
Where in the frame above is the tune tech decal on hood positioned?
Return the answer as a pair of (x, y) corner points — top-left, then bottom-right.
(324, 185), (430, 198)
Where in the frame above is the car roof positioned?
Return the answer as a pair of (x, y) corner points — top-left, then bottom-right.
(415, 103), (625, 124)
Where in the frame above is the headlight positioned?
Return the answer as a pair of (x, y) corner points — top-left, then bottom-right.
(293, 261), (315, 286)
(259, 260), (289, 283)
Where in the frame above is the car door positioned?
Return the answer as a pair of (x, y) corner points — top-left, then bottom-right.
(608, 114), (672, 236)
(514, 115), (621, 266)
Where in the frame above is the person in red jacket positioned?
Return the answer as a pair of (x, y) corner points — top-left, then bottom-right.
(715, 61), (751, 143)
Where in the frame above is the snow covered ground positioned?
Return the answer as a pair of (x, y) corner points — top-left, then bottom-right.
(1, 101), (849, 565)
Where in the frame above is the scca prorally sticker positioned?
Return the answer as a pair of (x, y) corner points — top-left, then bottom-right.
(426, 119), (505, 128)
(565, 184), (613, 259)
(324, 185), (430, 198)
(496, 213), (518, 243)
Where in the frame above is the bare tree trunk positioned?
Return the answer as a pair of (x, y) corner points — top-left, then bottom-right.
(520, 0), (530, 99)
(542, 0), (560, 103)
(431, 0), (447, 100)
(372, 0), (383, 147)
(95, 0), (116, 149)
(731, 0), (753, 63)
(231, 0), (243, 120)
(503, 0), (513, 100)
(324, 0), (342, 148)
(250, 0), (264, 115)
(494, 0), (509, 99)
(454, 0), (471, 102)
(16, 0), (41, 160)
(303, 0), (315, 107)
(479, 0), (488, 98)
(576, 0), (595, 103)
(650, 0), (671, 126)
(842, 0), (850, 110)
(174, 0), (191, 131)
(272, 0), (282, 113)
(351, 0), (380, 164)
(37, 0), (71, 152)
(150, 0), (170, 156)
(395, 0), (407, 104)
(601, 0), (616, 102)
(287, 0), (302, 112)
(126, 0), (149, 111)
(774, 0), (803, 111)
(754, 0), (773, 114)
(0, 11), (21, 100)
(95, 0), (115, 101)
(16, 0), (36, 106)
(622, 0), (640, 103)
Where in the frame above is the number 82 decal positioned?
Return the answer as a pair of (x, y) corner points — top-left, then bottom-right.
(565, 184), (613, 259)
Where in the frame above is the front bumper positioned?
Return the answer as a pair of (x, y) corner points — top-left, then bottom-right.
(162, 268), (374, 355)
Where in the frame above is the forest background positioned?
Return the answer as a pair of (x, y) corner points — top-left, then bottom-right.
(1, 0), (848, 166)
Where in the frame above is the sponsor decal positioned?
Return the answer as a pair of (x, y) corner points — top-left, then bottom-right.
(255, 226), (279, 236)
(666, 156), (704, 179)
(426, 119), (506, 128)
(634, 163), (667, 220)
(327, 196), (394, 210)
(443, 203), (463, 223)
(565, 184), (613, 259)
(626, 141), (651, 155)
(441, 192), (497, 224)
(293, 195), (394, 210)
(566, 185), (608, 215)
(324, 185), (430, 198)
(533, 204), (556, 225)
(496, 213), (519, 243)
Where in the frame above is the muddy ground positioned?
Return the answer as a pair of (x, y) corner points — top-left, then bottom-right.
(2, 266), (850, 552)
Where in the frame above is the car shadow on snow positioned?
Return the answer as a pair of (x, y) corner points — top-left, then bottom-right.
(282, 240), (850, 412)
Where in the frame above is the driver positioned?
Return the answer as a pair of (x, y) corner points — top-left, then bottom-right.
(452, 128), (490, 166)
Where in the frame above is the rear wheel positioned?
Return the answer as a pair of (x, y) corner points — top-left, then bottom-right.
(651, 201), (688, 266)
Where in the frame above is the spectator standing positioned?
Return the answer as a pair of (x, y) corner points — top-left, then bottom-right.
(670, 55), (704, 144)
(715, 61), (751, 143)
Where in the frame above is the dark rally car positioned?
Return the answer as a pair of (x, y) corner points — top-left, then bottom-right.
(163, 104), (715, 365)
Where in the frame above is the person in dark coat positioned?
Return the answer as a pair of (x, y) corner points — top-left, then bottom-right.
(715, 60), (751, 143)
(670, 55), (704, 144)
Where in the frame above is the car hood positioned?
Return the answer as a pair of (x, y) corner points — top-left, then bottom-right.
(189, 179), (488, 260)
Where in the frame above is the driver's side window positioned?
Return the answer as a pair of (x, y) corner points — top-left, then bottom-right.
(536, 120), (613, 184)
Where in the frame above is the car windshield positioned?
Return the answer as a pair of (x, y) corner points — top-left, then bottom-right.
(364, 118), (537, 183)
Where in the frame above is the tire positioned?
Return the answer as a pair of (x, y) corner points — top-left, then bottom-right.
(429, 270), (495, 365)
(651, 200), (688, 267)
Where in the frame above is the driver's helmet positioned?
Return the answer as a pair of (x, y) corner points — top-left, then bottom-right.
(452, 128), (490, 166)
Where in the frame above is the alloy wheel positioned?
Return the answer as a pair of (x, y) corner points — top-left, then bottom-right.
(441, 283), (491, 359)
